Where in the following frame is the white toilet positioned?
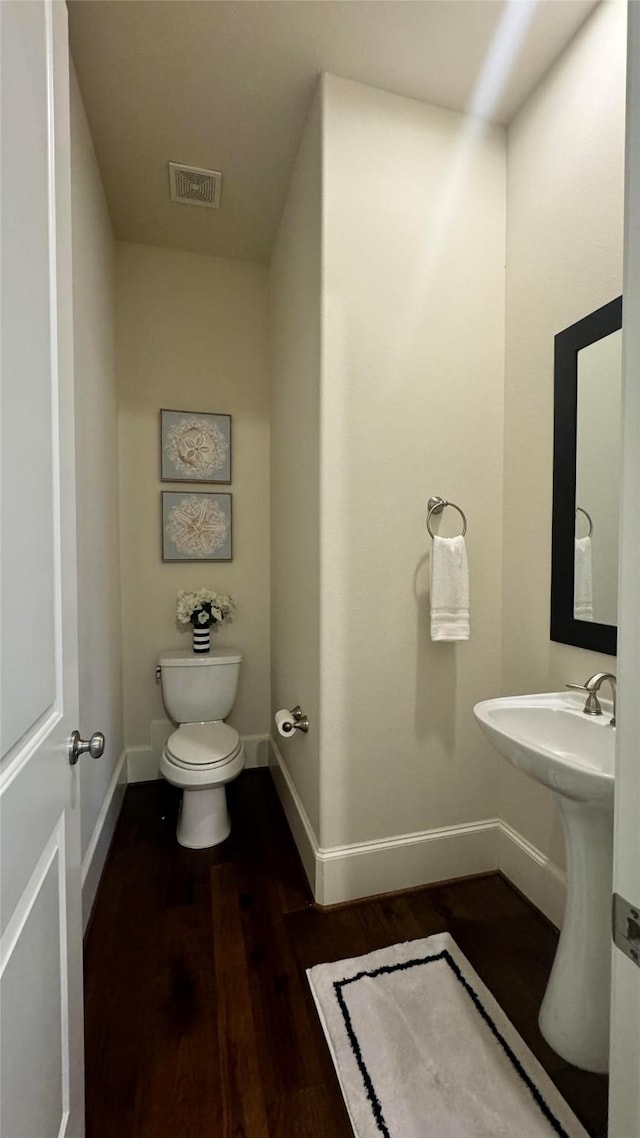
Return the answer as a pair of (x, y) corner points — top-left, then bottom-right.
(158, 647), (245, 848)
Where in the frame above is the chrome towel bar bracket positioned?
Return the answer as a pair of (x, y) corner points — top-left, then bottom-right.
(426, 496), (467, 539)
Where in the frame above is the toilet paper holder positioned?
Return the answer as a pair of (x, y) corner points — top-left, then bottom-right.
(284, 706), (309, 734)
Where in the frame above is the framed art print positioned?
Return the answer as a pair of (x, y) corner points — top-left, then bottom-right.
(162, 492), (232, 561)
(160, 409), (232, 483)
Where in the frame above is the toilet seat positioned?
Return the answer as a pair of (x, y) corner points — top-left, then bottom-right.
(165, 722), (242, 771)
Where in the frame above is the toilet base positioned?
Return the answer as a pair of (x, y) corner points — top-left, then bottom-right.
(176, 785), (231, 849)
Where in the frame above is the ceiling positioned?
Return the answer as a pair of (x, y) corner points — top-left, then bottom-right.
(68, 0), (599, 264)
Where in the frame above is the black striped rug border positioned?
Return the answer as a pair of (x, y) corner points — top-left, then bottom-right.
(332, 948), (572, 1138)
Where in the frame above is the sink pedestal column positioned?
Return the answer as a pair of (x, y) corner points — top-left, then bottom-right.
(539, 798), (613, 1073)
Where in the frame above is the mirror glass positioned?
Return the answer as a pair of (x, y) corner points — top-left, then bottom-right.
(550, 296), (621, 656)
(574, 328), (622, 625)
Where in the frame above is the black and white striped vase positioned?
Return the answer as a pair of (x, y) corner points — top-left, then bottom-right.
(192, 624), (211, 654)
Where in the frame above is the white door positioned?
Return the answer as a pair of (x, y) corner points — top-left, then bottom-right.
(609, 4), (640, 1135)
(1, 2), (88, 1135)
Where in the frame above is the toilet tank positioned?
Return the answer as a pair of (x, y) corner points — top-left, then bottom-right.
(158, 648), (242, 723)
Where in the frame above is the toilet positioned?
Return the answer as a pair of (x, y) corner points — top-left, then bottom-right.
(158, 647), (245, 848)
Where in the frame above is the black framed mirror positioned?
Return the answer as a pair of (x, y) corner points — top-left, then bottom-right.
(551, 296), (622, 655)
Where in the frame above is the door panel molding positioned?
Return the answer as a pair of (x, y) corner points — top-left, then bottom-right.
(0, 815), (71, 1134)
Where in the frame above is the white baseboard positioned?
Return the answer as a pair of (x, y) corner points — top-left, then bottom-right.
(81, 749), (127, 931)
(269, 737), (565, 925)
(127, 723), (270, 784)
(242, 734), (271, 769)
(268, 738), (318, 892)
(496, 821), (566, 928)
(126, 745), (161, 783)
(317, 821), (499, 908)
(101, 732), (565, 929)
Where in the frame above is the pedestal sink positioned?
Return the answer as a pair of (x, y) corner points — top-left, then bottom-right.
(473, 691), (614, 1073)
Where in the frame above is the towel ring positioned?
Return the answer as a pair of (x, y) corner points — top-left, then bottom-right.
(576, 507), (593, 538)
(426, 496), (467, 539)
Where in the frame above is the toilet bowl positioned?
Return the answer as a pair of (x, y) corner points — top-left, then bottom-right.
(157, 648), (245, 848)
(160, 722), (245, 847)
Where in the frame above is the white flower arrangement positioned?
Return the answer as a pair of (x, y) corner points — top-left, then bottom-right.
(176, 588), (236, 629)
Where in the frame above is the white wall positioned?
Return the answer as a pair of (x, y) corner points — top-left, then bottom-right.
(502, 0), (626, 863)
(269, 90), (322, 837)
(116, 244), (270, 755)
(70, 64), (125, 919)
(319, 75), (506, 852)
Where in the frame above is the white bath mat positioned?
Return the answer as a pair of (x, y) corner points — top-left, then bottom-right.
(307, 932), (589, 1138)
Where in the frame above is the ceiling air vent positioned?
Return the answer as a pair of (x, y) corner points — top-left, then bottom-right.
(168, 162), (222, 210)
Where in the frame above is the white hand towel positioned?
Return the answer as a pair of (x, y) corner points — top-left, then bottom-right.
(430, 534), (470, 641)
(574, 536), (594, 621)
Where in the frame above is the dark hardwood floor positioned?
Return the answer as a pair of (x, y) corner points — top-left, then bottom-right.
(84, 770), (608, 1137)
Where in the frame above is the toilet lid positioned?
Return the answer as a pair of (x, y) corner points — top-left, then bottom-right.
(165, 722), (241, 767)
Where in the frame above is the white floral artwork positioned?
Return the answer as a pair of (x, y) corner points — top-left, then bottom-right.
(161, 410), (231, 483)
(162, 493), (232, 561)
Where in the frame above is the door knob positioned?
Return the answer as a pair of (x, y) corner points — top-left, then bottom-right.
(69, 730), (105, 766)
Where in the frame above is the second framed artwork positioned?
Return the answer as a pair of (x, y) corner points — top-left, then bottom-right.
(161, 408), (231, 483)
(162, 492), (232, 561)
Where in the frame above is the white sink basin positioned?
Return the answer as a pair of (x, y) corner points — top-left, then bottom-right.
(473, 691), (614, 806)
(474, 690), (615, 1074)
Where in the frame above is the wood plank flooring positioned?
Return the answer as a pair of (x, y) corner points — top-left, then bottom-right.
(84, 770), (608, 1137)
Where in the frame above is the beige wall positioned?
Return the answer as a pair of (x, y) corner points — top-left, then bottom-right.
(74, 0), (626, 908)
(319, 75), (506, 848)
(269, 90), (322, 836)
(70, 65), (124, 862)
(502, 0), (626, 861)
(117, 243), (270, 748)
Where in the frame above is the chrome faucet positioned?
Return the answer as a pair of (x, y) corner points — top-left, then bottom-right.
(566, 672), (617, 726)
